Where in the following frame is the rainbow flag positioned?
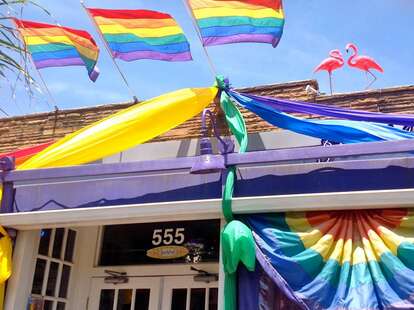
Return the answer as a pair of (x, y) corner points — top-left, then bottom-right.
(86, 8), (192, 62)
(188, 0), (284, 47)
(245, 209), (414, 309)
(13, 19), (100, 81)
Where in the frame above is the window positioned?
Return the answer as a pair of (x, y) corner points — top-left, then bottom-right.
(99, 220), (220, 266)
(31, 228), (77, 310)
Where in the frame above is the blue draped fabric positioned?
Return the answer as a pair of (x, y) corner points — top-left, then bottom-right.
(229, 91), (414, 144)
(231, 91), (414, 127)
(227, 87), (414, 309)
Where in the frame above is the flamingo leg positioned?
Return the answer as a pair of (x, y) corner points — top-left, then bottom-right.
(328, 71), (333, 95)
(365, 69), (377, 89)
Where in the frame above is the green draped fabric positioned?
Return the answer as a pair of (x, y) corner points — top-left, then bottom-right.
(221, 220), (256, 310)
(216, 76), (255, 310)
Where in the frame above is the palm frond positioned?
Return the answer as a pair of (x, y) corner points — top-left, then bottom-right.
(0, 0), (49, 84)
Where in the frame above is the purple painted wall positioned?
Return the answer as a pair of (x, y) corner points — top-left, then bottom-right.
(3, 139), (414, 214)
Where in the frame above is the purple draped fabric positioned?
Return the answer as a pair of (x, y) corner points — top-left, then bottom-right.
(232, 90), (414, 127)
(238, 264), (305, 310)
(238, 265), (260, 310)
(238, 243), (307, 310)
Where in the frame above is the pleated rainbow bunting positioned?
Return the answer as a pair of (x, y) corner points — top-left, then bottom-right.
(245, 209), (414, 309)
(0, 141), (54, 166)
(188, 0), (285, 47)
(86, 8), (192, 62)
(13, 18), (100, 81)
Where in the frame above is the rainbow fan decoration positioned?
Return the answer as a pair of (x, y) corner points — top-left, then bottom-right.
(86, 8), (192, 62)
(245, 209), (414, 309)
(13, 18), (100, 81)
(187, 0), (285, 47)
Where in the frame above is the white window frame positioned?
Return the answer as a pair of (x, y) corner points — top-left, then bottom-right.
(30, 228), (77, 310)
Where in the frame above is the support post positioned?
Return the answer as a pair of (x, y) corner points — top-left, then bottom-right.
(0, 157), (15, 214)
(3, 230), (39, 310)
(218, 218), (226, 310)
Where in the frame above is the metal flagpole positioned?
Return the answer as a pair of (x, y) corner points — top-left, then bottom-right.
(181, 0), (218, 78)
(11, 18), (56, 111)
(33, 67), (58, 111)
(80, 1), (138, 103)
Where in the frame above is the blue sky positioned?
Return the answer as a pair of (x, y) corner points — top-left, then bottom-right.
(1, 0), (413, 116)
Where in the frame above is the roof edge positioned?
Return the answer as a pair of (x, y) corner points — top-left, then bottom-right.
(237, 79), (319, 92)
(317, 84), (414, 100)
(0, 100), (135, 122)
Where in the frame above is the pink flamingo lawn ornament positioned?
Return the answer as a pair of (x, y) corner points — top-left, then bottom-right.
(314, 49), (344, 95)
(346, 43), (384, 89)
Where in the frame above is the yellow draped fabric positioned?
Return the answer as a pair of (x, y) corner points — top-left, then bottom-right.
(0, 227), (12, 310)
(0, 86), (218, 309)
(20, 87), (217, 169)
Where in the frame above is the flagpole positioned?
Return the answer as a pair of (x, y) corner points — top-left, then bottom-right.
(181, 0), (218, 79)
(34, 66), (58, 111)
(11, 18), (56, 111)
(80, 1), (138, 103)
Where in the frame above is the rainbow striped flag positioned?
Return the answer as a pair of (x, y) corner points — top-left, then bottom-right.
(13, 19), (100, 82)
(188, 0), (284, 47)
(86, 8), (192, 62)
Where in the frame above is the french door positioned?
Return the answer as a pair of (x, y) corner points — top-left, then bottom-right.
(88, 277), (161, 310)
(162, 276), (218, 310)
(89, 275), (218, 310)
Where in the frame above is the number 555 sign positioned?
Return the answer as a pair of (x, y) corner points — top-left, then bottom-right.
(152, 228), (185, 246)
(145, 220), (219, 262)
(147, 228), (187, 260)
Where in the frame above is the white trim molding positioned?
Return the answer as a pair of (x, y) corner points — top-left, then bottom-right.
(2, 188), (414, 230)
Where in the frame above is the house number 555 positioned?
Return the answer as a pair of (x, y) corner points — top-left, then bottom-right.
(152, 228), (185, 246)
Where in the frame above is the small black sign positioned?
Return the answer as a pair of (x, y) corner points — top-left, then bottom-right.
(99, 220), (220, 266)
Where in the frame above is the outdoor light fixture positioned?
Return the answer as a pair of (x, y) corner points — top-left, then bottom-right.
(190, 109), (234, 174)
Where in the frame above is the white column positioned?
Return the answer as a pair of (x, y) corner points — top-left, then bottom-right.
(4, 230), (39, 310)
(217, 218), (225, 310)
(68, 226), (100, 310)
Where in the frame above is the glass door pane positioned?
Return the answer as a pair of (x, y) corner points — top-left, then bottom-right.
(99, 289), (115, 310)
(208, 288), (218, 310)
(134, 289), (150, 310)
(190, 288), (206, 310)
(117, 289), (133, 310)
(171, 289), (187, 310)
